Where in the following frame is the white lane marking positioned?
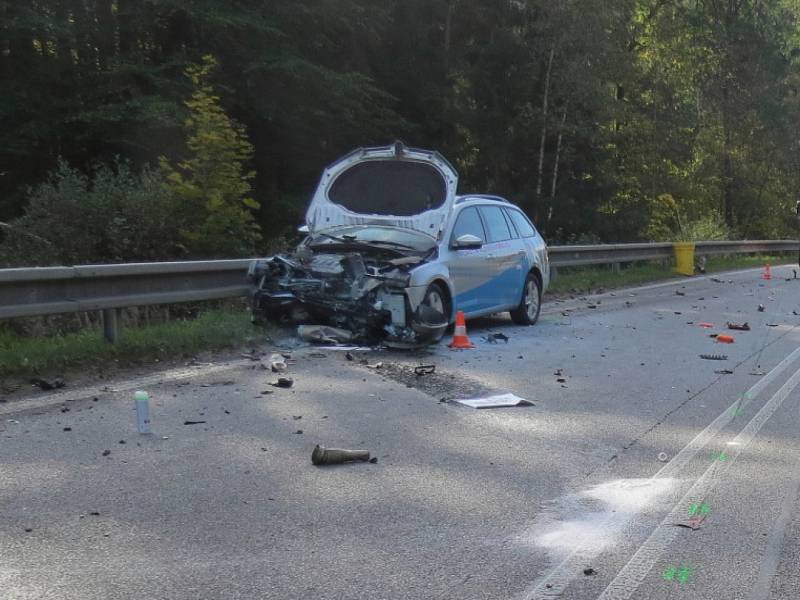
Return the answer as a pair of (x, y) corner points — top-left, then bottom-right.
(518, 342), (800, 600)
(597, 361), (800, 600)
(0, 360), (250, 417)
(745, 464), (800, 599)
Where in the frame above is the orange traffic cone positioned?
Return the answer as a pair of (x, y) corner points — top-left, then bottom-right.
(762, 264), (772, 280)
(448, 310), (475, 349)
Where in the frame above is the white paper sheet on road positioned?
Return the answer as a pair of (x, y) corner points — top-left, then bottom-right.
(454, 393), (533, 409)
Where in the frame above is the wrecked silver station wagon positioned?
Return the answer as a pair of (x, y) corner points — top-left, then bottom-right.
(248, 142), (550, 347)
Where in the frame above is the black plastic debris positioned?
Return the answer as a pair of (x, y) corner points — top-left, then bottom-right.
(63, 427), (72, 432)
(485, 333), (509, 344)
(767, 323), (779, 327)
(675, 290), (686, 296)
(183, 420), (207, 425)
(31, 377), (65, 391)
(369, 457), (378, 464)
(414, 365), (436, 376)
(715, 369), (734, 375)
(273, 378), (294, 388)
(758, 304), (765, 312)
(727, 322), (750, 331)
(101, 450), (111, 456)
(345, 352), (355, 361)
(700, 354), (728, 360)
(583, 568), (597, 576)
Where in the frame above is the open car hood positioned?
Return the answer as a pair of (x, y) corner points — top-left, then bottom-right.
(305, 142), (459, 240)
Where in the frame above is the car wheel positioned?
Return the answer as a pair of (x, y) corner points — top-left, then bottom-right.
(419, 282), (449, 343)
(510, 272), (541, 325)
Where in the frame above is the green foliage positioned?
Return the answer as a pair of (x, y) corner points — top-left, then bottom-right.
(4, 0), (800, 250)
(644, 194), (729, 242)
(160, 55), (261, 257)
(0, 309), (260, 377)
(0, 160), (184, 267)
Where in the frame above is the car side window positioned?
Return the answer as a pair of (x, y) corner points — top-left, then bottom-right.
(505, 208), (536, 238)
(479, 206), (513, 243)
(451, 207), (486, 243)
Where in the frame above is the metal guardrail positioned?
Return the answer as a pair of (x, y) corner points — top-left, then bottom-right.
(0, 260), (251, 341)
(1, 240), (796, 342)
(548, 240), (799, 268)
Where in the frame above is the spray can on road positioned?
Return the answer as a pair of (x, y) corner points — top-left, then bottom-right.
(135, 390), (151, 434)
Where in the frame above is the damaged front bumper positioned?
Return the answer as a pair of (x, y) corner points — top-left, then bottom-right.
(248, 254), (447, 347)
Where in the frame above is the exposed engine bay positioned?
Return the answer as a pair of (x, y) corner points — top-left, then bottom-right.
(248, 241), (448, 347)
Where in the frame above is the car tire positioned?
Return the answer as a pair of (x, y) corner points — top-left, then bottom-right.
(420, 282), (449, 343)
(510, 272), (541, 325)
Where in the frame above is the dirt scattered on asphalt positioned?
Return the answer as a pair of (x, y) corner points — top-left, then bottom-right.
(366, 360), (494, 401)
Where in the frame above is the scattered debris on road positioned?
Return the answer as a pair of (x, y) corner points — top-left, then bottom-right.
(726, 322), (750, 331)
(484, 332), (509, 343)
(714, 369), (734, 375)
(583, 568), (597, 576)
(758, 304), (765, 312)
(311, 444), (371, 466)
(414, 365), (436, 376)
(31, 377), (65, 391)
(657, 452), (668, 462)
(716, 334), (735, 344)
(272, 377), (294, 388)
(453, 393), (533, 409)
(101, 449), (111, 456)
(345, 352), (355, 361)
(675, 290), (686, 296)
(698, 322), (714, 329)
(700, 354), (728, 360)
(268, 353), (287, 372)
(183, 420), (207, 425)
(767, 323), (779, 327)
(297, 324), (354, 345)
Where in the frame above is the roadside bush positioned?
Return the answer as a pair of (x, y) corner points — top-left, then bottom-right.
(644, 194), (730, 242)
(0, 160), (184, 267)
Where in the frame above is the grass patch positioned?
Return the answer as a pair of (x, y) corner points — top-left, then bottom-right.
(547, 254), (792, 296)
(0, 309), (264, 378)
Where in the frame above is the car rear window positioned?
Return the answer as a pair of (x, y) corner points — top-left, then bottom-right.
(505, 209), (536, 238)
(328, 160), (447, 216)
(479, 206), (513, 243)
(451, 207), (486, 242)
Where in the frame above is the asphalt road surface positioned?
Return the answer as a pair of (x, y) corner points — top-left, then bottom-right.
(4, 264), (800, 600)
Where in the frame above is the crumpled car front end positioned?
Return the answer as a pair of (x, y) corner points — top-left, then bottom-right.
(249, 141), (457, 347)
(248, 242), (448, 347)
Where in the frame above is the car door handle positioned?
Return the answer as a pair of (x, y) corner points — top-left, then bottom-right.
(484, 253), (495, 260)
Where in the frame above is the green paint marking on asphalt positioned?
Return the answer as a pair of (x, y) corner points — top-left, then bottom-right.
(688, 503), (710, 517)
(713, 452), (728, 462)
(663, 566), (693, 583)
(730, 407), (744, 417)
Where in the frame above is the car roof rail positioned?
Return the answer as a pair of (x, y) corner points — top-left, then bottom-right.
(455, 194), (511, 204)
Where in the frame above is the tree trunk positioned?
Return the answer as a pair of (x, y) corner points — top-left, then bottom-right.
(444, 0), (455, 71)
(547, 109), (566, 229)
(550, 109), (566, 200)
(535, 45), (555, 202)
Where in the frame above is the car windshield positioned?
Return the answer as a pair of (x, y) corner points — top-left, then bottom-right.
(310, 226), (436, 252)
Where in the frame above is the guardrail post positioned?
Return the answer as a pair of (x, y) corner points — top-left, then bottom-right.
(611, 263), (621, 274)
(550, 266), (558, 281)
(102, 308), (119, 343)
